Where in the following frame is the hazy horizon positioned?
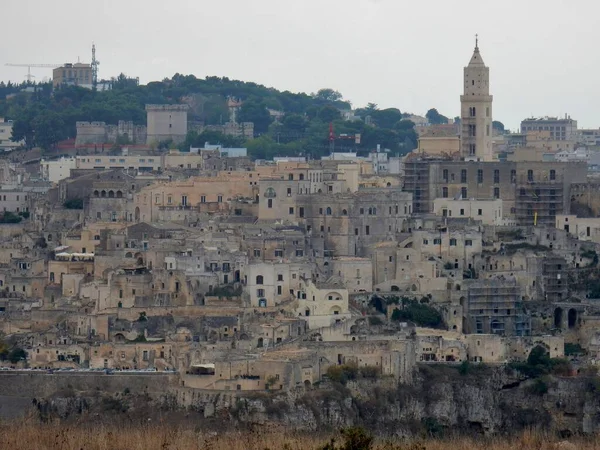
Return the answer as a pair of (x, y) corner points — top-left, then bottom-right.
(2, 0), (598, 131)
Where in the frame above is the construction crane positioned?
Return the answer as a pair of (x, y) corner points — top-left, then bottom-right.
(5, 63), (61, 82)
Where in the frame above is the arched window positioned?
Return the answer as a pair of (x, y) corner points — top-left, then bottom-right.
(108, 190), (115, 198)
(326, 207), (332, 215)
(256, 275), (264, 285)
(299, 174), (305, 180)
(342, 209), (348, 215)
(101, 190), (107, 198)
(93, 190), (99, 197)
(116, 191), (123, 198)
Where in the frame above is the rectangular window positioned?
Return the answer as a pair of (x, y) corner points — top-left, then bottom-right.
(275, 250), (283, 257)
(287, 188), (292, 197)
(442, 187), (448, 198)
(494, 169), (500, 184)
(527, 170), (534, 182)
(460, 208), (465, 216)
(433, 238), (441, 245)
(423, 239), (429, 245)
(550, 169), (556, 181)
(478, 209), (482, 216)
(289, 207), (294, 215)
(477, 169), (483, 184)
(461, 169), (467, 183)
(355, 228), (359, 236)
(494, 187), (500, 199)
(253, 249), (261, 257)
(465, 239), (473, 246)
(365, 226), (370, 235)
(200, 196), (206, 203)
(277, 286), (282, 295)
(257, 289), (265, 297)
(142, 351), (148, 361)
(167, 196), (172, 204)
(295, 249), (304, 257)
(449, 238), (457, 246)
(181, 195), (187, 206)
(442, 169), (448, 181)
(461, 187), (467, 199)
(217, 195), (223, 203)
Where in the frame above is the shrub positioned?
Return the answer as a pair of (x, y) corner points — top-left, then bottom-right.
(565, 343), (585, 356)
(326, 364), (358, 385)
(458, 360), (472, 375)
(0, 212), (22, 224)
(358, 366), (380, 379)
(391, 299), (444, 329)
(368, 316), (383, 326)
(528, 377), (549, 396)
(510, 346), (572, 378)
(63, 198), (83, 209)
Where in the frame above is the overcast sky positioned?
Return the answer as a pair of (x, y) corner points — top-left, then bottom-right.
(1, 0), (597, 130)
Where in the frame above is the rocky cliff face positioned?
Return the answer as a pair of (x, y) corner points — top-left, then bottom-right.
(9, 366), (600, 437)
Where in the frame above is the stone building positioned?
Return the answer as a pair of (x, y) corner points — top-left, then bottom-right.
(75, 121), (147, 146)
(296, 188), (413, 258)
(403, 159), (587, 225)
(146, 104), (188, 145)
(461, 276), (530, 336)
(295, 277), (350, 329)
(460, 38), (494, 161)
(433, 198), (503, 225)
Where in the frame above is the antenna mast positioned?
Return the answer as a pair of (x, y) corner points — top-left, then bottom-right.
(91, 43), (100, 91)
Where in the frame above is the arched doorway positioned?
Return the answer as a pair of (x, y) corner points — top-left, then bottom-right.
(391, 285), (400, 292)
(257, 337), (264, 348)
(568, 308), (577, 329)
(554, 307), (563, 328)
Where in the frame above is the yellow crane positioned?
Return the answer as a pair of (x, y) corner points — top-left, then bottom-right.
(5, 63), (61, 82)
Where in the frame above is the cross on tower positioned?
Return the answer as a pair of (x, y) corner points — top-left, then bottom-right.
(475, 34), (479, 49)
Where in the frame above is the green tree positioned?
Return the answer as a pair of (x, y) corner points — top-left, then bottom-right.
(314, 88), (343, 102)
(426, 108), (449, 125)
(371, 108), (403, 129)
(492, 120), (505, 132)
(33, 111), (66, 150)
(318, 105), (341, 123)
(237, 99), (272, 133)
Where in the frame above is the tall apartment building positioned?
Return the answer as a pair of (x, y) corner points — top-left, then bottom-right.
(520, 116), (577, 142)
(53, 63), (92, 88)
(460, 39), (494, 162)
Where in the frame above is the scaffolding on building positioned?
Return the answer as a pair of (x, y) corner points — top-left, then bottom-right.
(515, 173), (564, 226)
(466, 279), (531, 336)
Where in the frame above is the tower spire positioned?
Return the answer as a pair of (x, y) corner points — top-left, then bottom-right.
(475, 33), (479, 50)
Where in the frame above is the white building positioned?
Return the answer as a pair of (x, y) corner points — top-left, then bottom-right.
(0, 120), (23, 151)
(40, 157), (77, 183)
(295, 278), (350, 329)
(75, 155), (162, 172)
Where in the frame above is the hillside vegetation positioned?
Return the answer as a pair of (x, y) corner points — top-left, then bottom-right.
(0, 76), (423, 159)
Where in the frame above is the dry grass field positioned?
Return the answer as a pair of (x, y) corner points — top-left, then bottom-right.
(0, 423), (595, 450)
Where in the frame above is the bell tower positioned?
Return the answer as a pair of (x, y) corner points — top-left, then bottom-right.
(460, 35), (493, 161)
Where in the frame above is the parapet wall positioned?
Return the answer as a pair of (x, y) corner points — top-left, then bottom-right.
(0, 372), (179, 398)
